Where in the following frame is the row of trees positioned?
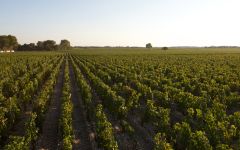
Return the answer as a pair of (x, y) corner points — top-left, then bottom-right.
(18, 39), (71, 51)
(0, 35), (71, 51)
(1, 35), (169, 51)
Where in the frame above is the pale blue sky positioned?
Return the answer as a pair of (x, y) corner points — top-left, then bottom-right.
(0, 0), (239, 46)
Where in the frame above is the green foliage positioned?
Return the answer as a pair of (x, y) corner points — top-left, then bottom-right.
(162, 47), (168, 50)
(2, 80), (17, 98)
(146, 43), (152, 48)
(77, 59), (127, 118)
(154, 132), (173, 150)
(95, 104), (118, 150)
(18, 39), (71, 51)
(59, 40), (71, 50)
(4, 113), (38, 150)
(2, 49), (240, 149)
(71, 51), (240, 149)
(188, 131), (212, 150)
(60, 60), (73, 149)
(0, 54), (63, 147)
(63, 136), (72, 150)
(115, 85), (141, 110)
(120, 120), (135, 135)
(174, 122), (192, 149)
(42, 40), (57, 51)
(25, 113), (38, 142)
(216, 144), (233, 150)
(0, 35), (18, 50)
(4, 136), (28, 150)
(229, 112), (240, 134)
(144, 99), (170, 131)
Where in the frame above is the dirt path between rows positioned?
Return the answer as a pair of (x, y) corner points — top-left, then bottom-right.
(69, 62), (94, 150)
(35, 62), (65, 150)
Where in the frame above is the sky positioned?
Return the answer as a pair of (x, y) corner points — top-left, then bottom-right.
(0, 0), (240, 47)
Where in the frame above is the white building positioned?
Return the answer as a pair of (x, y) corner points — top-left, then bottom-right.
(0, 50), (15, 53)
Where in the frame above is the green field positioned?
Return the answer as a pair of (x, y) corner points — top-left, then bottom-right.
(71, 47), (240, 54)
(1, 48), (240, 149)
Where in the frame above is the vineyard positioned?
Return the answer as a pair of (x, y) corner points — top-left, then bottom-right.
(0, 49), (240, 150)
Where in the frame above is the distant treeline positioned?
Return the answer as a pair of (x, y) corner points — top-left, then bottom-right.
(18, 39), (71, 51)
(204, 46), (240, 48)
(74, 46), (145, 48)
(0, 35), (71, 51)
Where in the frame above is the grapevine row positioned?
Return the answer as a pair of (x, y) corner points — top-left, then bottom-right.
(70, 56), (119, 150)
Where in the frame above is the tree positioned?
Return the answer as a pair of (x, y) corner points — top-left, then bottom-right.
(0, 36), (10, 50)
(59, 39), (71, 50)
(0, 35), (18, 51)
(146, 43), (152, 48)
(162, 47), (168, 50)
(18, 43), (36, 51)
(8, 35), (18, 50)
(17, 39), (72, 51)
(42, 40), (56, 51)
(36, 41), (44, 50)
